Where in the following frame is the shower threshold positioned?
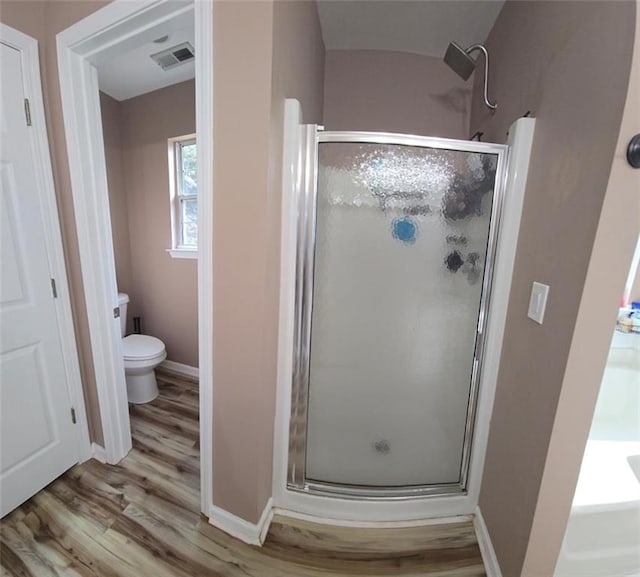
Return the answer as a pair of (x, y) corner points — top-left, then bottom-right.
(290, 479), (467, 501)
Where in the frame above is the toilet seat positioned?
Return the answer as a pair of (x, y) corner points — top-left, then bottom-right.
(122, 334), (165, 361)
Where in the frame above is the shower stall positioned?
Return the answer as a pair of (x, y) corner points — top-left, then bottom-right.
(276, 100), (533, 518)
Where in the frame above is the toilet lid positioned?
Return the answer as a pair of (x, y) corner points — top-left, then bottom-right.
(122, 334), (165, 361)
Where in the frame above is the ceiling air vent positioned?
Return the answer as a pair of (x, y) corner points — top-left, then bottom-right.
(150, 42), (195, 71)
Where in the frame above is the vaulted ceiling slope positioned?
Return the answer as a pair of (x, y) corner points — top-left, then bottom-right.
(317, 0), (505, 58)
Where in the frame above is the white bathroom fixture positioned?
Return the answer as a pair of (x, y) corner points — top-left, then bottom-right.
(273, 102), (536, 522)
(118, 292), (166, 404)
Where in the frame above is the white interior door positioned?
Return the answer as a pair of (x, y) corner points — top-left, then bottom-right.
(1, 41), (79, 517)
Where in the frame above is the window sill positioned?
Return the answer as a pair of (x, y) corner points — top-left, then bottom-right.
(166, 248), (198, 260)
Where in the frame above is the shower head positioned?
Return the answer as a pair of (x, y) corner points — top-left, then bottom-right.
(443, 41), (497, 110)
(444, 41), (476, 81)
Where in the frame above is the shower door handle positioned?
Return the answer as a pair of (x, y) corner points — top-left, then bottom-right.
(474, 332), (485, 361)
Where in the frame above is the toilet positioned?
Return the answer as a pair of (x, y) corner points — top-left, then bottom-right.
(118, 292), (166, 404)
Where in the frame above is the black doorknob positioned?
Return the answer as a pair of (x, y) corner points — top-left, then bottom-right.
(627, 134), (640, 168)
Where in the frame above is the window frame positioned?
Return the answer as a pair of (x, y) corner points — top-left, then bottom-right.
(168, 133), (198, 258)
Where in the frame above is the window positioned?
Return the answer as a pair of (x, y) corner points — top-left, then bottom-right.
(168, 134), (197, 258)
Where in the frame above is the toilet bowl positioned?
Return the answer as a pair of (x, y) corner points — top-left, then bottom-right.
(118, 293), (166, 404)
(122, 334), (166, 403)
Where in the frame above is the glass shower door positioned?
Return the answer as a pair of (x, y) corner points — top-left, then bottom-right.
(290, 132), (508, 497)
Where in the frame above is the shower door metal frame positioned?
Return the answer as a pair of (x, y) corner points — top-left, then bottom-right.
(288, 129), (510, 500)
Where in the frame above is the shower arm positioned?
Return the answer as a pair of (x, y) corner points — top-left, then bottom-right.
(465, 44), (497, 111)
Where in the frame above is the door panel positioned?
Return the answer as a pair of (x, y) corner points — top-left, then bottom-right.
(0, 41), (78, 517)
(304, 140), (501, 491)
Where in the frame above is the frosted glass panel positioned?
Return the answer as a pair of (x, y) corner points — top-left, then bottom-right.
(305, 142), (498, 488)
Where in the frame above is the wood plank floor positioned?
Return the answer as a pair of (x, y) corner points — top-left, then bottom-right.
(1, 370), (486, 576)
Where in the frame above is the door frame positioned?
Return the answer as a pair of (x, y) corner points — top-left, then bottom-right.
(0, 23), (91, 462)
(521, 3), (640, 572)
(287, 129), (509, 500)
(56, 0), (213, 513)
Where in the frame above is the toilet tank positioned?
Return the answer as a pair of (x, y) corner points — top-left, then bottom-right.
(117, 292), (129, 337)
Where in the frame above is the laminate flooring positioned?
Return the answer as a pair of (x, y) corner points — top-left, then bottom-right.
(1, 370), (486, 576)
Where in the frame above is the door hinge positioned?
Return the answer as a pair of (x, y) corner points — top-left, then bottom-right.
(71, 407), (77, 424)
(113, 306), (120, 319)
(24, 98), (32, 126)
(50, 278), (58, 298)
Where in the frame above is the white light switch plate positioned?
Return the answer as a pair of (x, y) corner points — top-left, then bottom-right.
(528, 282), (550, 324)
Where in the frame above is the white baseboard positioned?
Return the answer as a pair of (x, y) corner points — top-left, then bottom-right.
(474, 506), (503, 577)
(160, 360), (199, 379)
(258, 498), (275, 543)
(91, 442), (107, 463)
(208, 497), (274, 546)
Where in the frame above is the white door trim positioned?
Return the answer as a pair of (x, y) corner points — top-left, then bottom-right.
(272, 100), (536, 521)
(0, 23), (91, 463)
(474, 506), (503, 577)
(194, 0), (214, 516)
(57, 15), (131, 465)
(55, 0), (214, 514)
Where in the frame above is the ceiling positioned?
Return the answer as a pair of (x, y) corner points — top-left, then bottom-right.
(96, 10), (195, 102)
(316, 0), (504, 58)
(95, 1), (504, 101)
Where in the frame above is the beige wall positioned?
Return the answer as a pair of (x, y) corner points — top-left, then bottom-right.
(630, 253), (640, 302)
(266, 0), (325, 511)
(469, 2), (636, 576)
(323, 49), (470, 139)
(211, 0), (275, 524)
(211, 0), (324, 523)
(100, 92), (133, 307)
(523, 4), (639, 572)
(100, 82), (198, 366)
(1, 0), (110, 445)
(120, 81), (198, 367)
